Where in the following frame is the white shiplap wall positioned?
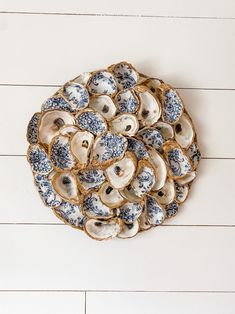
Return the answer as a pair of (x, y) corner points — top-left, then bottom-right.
(0, 1), (234, 313)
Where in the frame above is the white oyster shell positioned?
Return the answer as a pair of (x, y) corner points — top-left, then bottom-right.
(83, 192), (113, 219)
(76, 109), (107, 136)
(174, 114), (195, 148)
(89, 95), (117, 120)
(85, 218), (121, 240)
(147, 147), (167, 191)
(187, 142), (201, 169)
(87, 70), (117, 96)
(120, 184), (141, 203)
(73, 72), (91, 85)
(105, 153), (137, 189)
(110, 114), (139, 137)
(176, 171), (196, 185)
(59, 125), (79, 137)
(136, 89), (161, 126)
(91, 132), (127, 166)
(118, 220), (139, 239)
(39, 110), (75, 145)
(70, 130), (94, 168)
(49, 135), (76, 171)
(152, 178), (175, 205)
(52, 171), (80, 203)
(99, 182), (125, 208)
(154, 121), (174, 140)
(131, 160), (155, 197)
(145, 195), (165, 226)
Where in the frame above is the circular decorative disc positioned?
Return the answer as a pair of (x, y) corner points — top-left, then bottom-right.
(26, 61), (201, 240)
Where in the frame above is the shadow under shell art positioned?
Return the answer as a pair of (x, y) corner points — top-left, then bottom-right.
(26, 61), (201, 240)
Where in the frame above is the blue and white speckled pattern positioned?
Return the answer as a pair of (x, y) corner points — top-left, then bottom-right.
(167, 148), (192, 177)
(76, 110), (107, 135)
(138, 128), (164, 151)
(83, 193), (113, 219)
(28, 144), (52, 175)
(119, 202), (143, 224)
(87, 71), (117, 96)
(50, 136), (75, 170)
(116, 89), (139, 113)
(27, 112), (41, 144)
(41, 96), (72, 112)
(63, 83), (89, 110)
(54, 200), (85, 229)
(145, 195), (165, 226)
(77, 168), (105, 191)
(162, 89), (183, 124)
(112, 62), (138, 89)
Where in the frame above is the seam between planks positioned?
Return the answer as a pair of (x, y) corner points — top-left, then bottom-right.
(0, 11), (234, 20)
(0, 290), (234, 293)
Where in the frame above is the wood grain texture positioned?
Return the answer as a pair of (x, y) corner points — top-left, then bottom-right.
(0, 292), (85, 314)
(0, 157), (235, 225)
(0, 0), (234, 18)
(0, 14), (234, 88)
(87, 292), (235, 314)
(1, 86), (235, 158)
(0, 225), (234, 291)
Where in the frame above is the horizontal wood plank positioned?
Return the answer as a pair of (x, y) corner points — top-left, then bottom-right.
(0, 292), (85, 314)
(87, 292), (235, 314)
(0, 0), (234, 18)
(0, 15), (234, 88)
(1, 158), (235, 225)
(0, 225), (234, 290)
(1, 86), (235, 158)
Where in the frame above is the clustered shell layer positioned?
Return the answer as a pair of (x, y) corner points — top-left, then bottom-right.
(27, 62), (201, 240)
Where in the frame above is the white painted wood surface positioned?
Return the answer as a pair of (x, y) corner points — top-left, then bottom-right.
(0, 0), (234, 313)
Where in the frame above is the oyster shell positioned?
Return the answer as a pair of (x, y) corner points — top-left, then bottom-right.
(120, 184), (141, 203)
(83, 192), (113, 219)
(127, 137), (149, 161)
(76, 109), (107, 136)
(131, 160), (156, 197)
(49, 135), (76, 171)
(110, 61), (139, 89)
(59, 125), (79, 137)
(52, 171), (80, 203)
(118, 202), (143, 224)
(70, 130), (94, 168)
(63, 82), (89, 111)
(91, 132), (127, 166)
(105, 152), (137, 189)
(136, 88), (161, 126)
(76, 168), (105, 192)
(87, 70), (117, 96)
(99, 182), (125, 208)
(27, 144), (52, 175)
(41, 96), (72, 112)
(27, 112), (41, 144)
(110, 114), (139, 137)
(118, 220), (139, 239)
(138, 127), (164, 151)
(39, 110), (75, 145)
(145, 195), (165, 226)
(115, 89), (139, 113)
(154, 121), (174, 140)
(176, 171), (196, 185)
(53, 200), (85, 229)
(165, 201), (179, 218)
(175, 183), (189, 203)
(73, 72), (91, 85)
(138, 210), (151, 231)
(147, 147), (167, 191)
(89, 95), (117, 120)
(174, 114), (195, 148)
(152, 178), (175, 205)
(163, 141), (192, 179)
(187, 142), (201, 169)
(159, 84), (184, 124)
(141, 78), (162, 96)
(34, 173), (62, 207)
(84, 218), (121, 240)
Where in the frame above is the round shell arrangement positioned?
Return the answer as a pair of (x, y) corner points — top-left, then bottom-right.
(26, 61), (201, 241)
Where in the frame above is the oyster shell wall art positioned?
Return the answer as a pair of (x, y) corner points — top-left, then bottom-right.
(26, 61), (201, 241)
